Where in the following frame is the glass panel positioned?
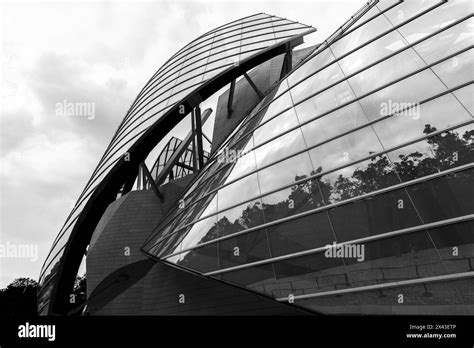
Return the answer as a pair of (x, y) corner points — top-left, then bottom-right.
(174, 74), (204, 93)
(143, 221), (174, 249)
(273, 252), (350, 296)
(290, 59), (345, 105)
(177, 62), (207, 82)
(300, 102), (369, 147)
(151, 228), (187, 257)
(298, 280), (465, 315)
(287, 47), (335, 89)
(429, 220), (474, 274)
(181, 214), (219, 249)
(174, 243), (219, 273)
(39, 249), (64, 286)
(262, 179), (325, 223)
(210, 47), (241, 62)
(38, 277), (55, 311)
(453, 84), (473, 115)
(320, 155), (400, 204)
(241, 21), (275, 35)
(221, 264), (278, 296)
(220, 148), (257, 183)
(259, 91), (293, 124)
(253, 108), (299, 147)
(293, 80), (355, 123)
(254, 128), (306, 168)
(357, 279), (464, 314)
(337, 30), (407, 76)
(382, 0), (440, 27)
(406, 169), (474, 223)
(431, 49), (474, 88)
(217, 173), (260, 211)
(274, 26), (308, 38)
(242, 26), (276, 39)
(359, 69), (447, 122)
(268, 212), (334, 257)
(241, 33), (276, 46)
(329, 188), (422, 242)
(218, 229), (270, 268)
(373, 92), (472, 148)
(257, 152), (313, 195)
(347, 48), (425, 97)
(398, 0), (473, 44)
(411, 18), (474, 64)
(217, 198), (264, 237)
(203, 64), (232, 81)
(344, 231), (445, 289)
(453, 277), (474, 306)
(175, 195), (218, 231)
(308, 126), (384, 173)
(331, 14), (392, 58)
(376, 0), (400, 12)
(43, 225), (74, 269)
(387, 123), (474, 182)
(167, 85), (198, 106)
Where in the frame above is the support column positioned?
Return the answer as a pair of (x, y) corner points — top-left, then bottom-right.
(140, 162), (163, 201)
(194, 106), (204, 170)
(227, 79), (235, 118)
(191, 109), (198, 171)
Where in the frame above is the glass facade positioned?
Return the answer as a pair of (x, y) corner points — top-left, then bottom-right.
(37, 13), (315, 314)
(143, 0), (474, 314)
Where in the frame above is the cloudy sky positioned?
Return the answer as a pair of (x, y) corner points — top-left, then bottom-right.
(0, 0), (364, 287)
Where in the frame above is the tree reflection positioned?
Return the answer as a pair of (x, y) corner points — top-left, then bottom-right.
(184, 125), (473, 256)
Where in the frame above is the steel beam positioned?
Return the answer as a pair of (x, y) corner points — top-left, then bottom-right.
(194, 106), (205, 169)
(243, 72), (264, 99)
(154, 108), (213, 187)
(227, 79), (235, 118)
(140, 162), (163, 201)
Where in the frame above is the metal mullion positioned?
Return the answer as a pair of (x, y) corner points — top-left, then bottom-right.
(276, 271), (474, 302)
(38, 245), (66, 282)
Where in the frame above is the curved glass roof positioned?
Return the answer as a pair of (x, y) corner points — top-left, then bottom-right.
(38, 12), (315, 312)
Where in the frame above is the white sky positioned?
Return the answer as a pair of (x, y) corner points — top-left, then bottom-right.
(0, 0), (365, 287)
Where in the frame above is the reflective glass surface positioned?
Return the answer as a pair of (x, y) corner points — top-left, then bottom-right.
(143, 1), (474, 316)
